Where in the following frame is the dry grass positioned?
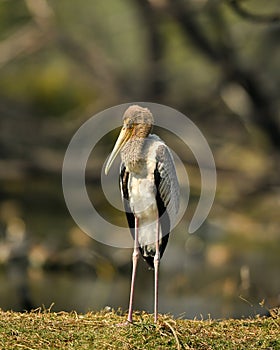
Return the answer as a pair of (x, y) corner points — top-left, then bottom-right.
(0, 307), (279, 349)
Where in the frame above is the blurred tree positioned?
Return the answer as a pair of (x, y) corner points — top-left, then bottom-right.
(0, 0), (279, 315)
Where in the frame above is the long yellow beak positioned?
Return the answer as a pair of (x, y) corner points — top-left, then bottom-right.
(104, 127), (132, 175)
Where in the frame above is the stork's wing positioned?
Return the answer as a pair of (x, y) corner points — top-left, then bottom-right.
(119, 163), (135, 236)
(154, 144), (180, 227)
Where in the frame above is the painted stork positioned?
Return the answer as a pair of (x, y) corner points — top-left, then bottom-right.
(105, 105), (180, 324)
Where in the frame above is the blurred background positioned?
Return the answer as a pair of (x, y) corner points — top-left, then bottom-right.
(0, 0), (279, 319)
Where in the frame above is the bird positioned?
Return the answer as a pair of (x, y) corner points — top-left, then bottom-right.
(105, 105), (180, 324)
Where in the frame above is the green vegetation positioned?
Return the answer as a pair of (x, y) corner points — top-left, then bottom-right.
(0, 309), (279, 350)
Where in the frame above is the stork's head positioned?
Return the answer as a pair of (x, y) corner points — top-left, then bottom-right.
(105, 105), (154, 174)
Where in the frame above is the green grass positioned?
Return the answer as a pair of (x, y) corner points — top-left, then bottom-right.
(0, 308), (279, 349)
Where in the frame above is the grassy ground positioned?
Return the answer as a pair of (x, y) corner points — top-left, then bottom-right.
(0, 308), (279, 349)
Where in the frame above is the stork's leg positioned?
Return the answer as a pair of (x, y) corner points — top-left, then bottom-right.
(154, 214), (160, 323)
(127, 217), (139, 324)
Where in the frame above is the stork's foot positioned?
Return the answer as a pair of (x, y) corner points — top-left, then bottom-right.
(116, 320), (133, 327)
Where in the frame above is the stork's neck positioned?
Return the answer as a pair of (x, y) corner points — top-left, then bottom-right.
(121, 136), (147, 173)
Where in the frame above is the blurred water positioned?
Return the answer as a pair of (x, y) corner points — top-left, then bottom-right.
(0, 242), (278, 319)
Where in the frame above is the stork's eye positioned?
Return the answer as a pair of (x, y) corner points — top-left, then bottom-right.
(126, 120), (133, 129)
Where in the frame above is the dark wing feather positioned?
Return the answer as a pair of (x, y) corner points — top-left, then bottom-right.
(155, 144), (180, 221)
(119, 164), (135, 238)
(153, 145), (174, 260)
